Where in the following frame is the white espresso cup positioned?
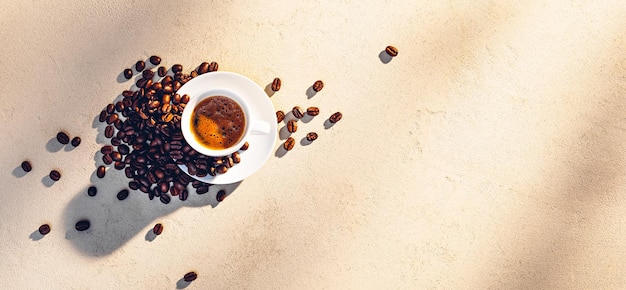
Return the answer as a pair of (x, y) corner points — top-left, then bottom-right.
(181, 88), (270, 157)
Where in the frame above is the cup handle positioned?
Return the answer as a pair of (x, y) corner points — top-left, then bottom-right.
(250, 120), (270, 135)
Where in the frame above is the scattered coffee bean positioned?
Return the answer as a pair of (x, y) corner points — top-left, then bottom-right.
(142, 69), (154, 80)
(107, 113), (119, 124)
(196, 185), (209, 194)
(160, 193), (171, 204)
(216, 165), (228, 174)
(110, 151), (122, 162)
(117, 189), (129, 200)
(157, 66), (167, 77)
(179, 189), (189, 201)
(149, 55), (161, 65)
(97, 166), (106, 178)
(284, 137), (295, 151)
(56, 131), (70, 144)
(276, 111), (285, 123)
(306, 107), (320, 116)
(118, 144), (130, 155)
(287, 120), (297, 133)
(135, 78), (147, 88)
(99, 110), (107, 122)
(329, 112), (343, 123)
(21, 161), (32, 172)
(135, 60), (145, 72)
(101, 145), (113, 154)
(49, 170), (61, 181)
(104, 126), (114, 138)
(312, 80), (324, 92)
(102, 154), (113, 165)
(114, 161), (125, 170)
(87, 186), (97, 197)
(38, 224), (51, 235)
(123, 68), (133, 79)
(75, 220), (90, 231)
(271, 78), (281, 91)
(292, 106), (304, 119)
(208, 61), (218, 72)
(306, 132), (318, 141)
(197, 62), (209, 74)
(153, 223), (163, 235)
(240, 142), (249, 151)
(385, 45), (398, 57)
(184, 272), (198, 282)
(216, 189), (227, 202)
(232, 152), (241, 163)
(172, 64), (183, 73)
(71, 137), (81, 147)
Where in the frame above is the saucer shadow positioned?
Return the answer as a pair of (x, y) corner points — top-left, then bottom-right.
(176, 278), (191, 289)
(45, 137), (64, 153)
(324, 119), (336, 130)
(29, 230), (45, 241)
(264, 83), (275, 97)
(41, 175), (55, 187)
(12, 165), (27, 178)
(306, 86), (316, 99)
(379, 50), (392, 64)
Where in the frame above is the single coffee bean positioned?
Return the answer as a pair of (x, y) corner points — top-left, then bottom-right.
(129, 181), (139, 190)
(38, 224), (51, 235)
(149, 55), (161, 65)
(196, 185), (209, 194)
(240, 142), (249, 151)
(306, 132), (318, 141)
(114, 161), (125, 170)
(172, 64), (183, 73)
(292, 106), (304, 119)
(71, 137), (81, 147)
(216, 190), (226, 202)
(160, 193), (171, 204)
(232, 152), (241, 164)
(97, 166), (106, 178)
(117, 189), (129, 200)
(111, 137), (121, 146)
(107, 113), (119, 124)
(208, 61), (218, 72)
(179, 189), (189, 201)
(184, 272), (198, 282)
(87, 186), (97, 196)
(158, 181), (169, 194)
(312, 80), (324, 92)
(306, 107), (320, 116)
(75, 220), (90, 231)
(115, 101), (124, 112)
(276, 110), (285, 123)
(157, 66), (167, 77)
(153, 223), (163, 235)
(216, 165), (228, 174)
(136, 78), (147, 88)
(181, 94), (190, 104)
(197, 62), (209, 74)
(118, 144), (130, 155)
(114, 119), (124, 130)
(106, 103), (115, 114)
(142, 69), (154, 80)
(99, 110), (107, 122)
(287, 120), (297, 133)
(329, 112), (343, 123)
(21, 161), (32, 172)
(284, 137), (295, 151)
(49, 170), (61, 181)
(110, 152), (122, 162)
(385, 45), (398, 57)
(135, 60), (145, 72)
(104, 125), (114, 138)
(56, 132), (70, 144)
(123, 68), (133, 79)
(271, 78), (281, 91)
(101, 145), (113, 154)
(102, 154), (113, 165)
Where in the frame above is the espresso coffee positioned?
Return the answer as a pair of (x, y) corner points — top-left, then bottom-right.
(191, 96), (245, 150)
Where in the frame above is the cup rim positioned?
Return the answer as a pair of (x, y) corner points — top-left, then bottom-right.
(180, 88), (251, 157)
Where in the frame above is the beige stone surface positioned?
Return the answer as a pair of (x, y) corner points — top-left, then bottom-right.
(1, 0), (626, 289)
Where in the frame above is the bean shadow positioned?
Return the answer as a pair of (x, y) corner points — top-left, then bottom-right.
(300, 137), (313, 146)
(300, 114), (314, 124)
(29, 230), (45, 241)
(41, 174), (55, 188)
(378, 50), (392, 64)
(324, 119), (336, 129)
(116, 70), (129, 84)
(145, 228), (157, 242)
(45, 137), (64, 153)
(306, 86), (317, 99)
(12, 165), (27, 178)
(176, 278), (191, 289)
(264, 83), (275, 97)
(275, 144), (288, 158)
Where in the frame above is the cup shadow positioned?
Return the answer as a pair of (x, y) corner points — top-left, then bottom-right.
(379, 50), (392, 64)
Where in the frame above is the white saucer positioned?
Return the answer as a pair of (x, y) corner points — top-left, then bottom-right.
(177, 72), (277, 184)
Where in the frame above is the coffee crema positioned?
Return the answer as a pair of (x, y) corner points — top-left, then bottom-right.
(191, 96), (245, 150)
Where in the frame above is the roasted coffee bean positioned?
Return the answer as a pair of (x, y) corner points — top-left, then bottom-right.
(197, 62), (209, 74)
(160, 193), (171, 204)
(149, 55), (161, 65)
(97, 166), (106, 178)
(183, 272), (198, 282)
(312, 80), (324, 92)
(216, 165), (228, 174)
(208, 167), (216, 176)
(153, 223), (163, 235)
(157, 66), (167, 77)
(49, 170), (61, 181)
(284, 137), (295, 151)
(117, 189), (129, 200)
(190, 70), (198, 78)
(129, 181), (139, 190)
(170, 186), (181, 196)
(114, 161), (125, 170)
(136, 78), (147, 88)
(276, 110), (285, 123)
(232, 152), (241, 164)
(56, 132), (70, 144)
(75, 220), (90, 231)
(123, 68), (133, 79)
(106, 103), (115, 114)
(135, 60), (145, 72)
(240, 142), (249, 151)
(179, 189), (189, 201)
(102, 154), (113, 165)
(306, 107), (320, 116)
(107, 113), (119, 124)
(271, 78), (281, 91)
(181, 94), (190, 104)
(208, 61), (218, 72)
(115, 101), (124, 112)
(38, 224), (51, 235)
(306, 132), (318, 141)
(160, 103), (172, 114)
(142, 69), (154, 80)
(118, 144), (130, 155)
(292, 106), (304, 119)
(329, 112), (343, 123)
(287, 120), (297, 133)
(111, 137), (121, 146)
(172, 64), (183, 73)
(21, 161), (32, 172)
(216, 190), (226, 202)
(99, 110), (107, 122)
(71, 137), (81, 147)
(124, 167), (134, 179)
(87, 186), (97, 196)
(158, 181), (169, 194)
(101, 145), (113, 154)
(224, 156), (234, 168)
(196, 185), (209, 194)
(114, 119), (124, 130)
(385, 45), (398, 57)
(104, 126), (114, 138)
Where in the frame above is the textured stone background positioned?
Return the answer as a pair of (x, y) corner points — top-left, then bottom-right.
(1, 0), (626, 289)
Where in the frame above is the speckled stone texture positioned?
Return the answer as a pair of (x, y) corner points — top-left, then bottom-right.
(1, 1), (626, 289)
